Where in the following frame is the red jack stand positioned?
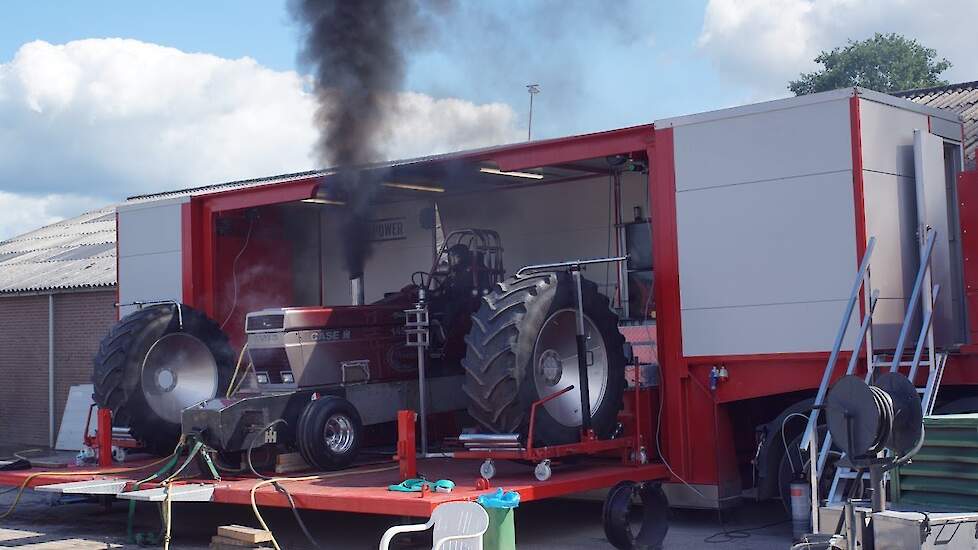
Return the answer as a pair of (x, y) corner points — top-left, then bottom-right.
(96, 408), (113, 467)
(395, 410), (417, 480)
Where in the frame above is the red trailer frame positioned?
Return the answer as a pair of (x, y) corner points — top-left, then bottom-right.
(169, 114), (978, 506)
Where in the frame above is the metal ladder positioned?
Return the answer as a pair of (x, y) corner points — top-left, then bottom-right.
(825, 227), (946, 503)
(801, 228), (948, 513)
(825, 350), (948, 503)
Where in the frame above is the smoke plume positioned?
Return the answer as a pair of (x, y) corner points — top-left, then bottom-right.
(291, 0), (437, 278)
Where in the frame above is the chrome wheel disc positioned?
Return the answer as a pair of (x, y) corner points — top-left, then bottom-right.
(532, 309), (609, 428)
(141, 333), (219, 424)
(324, 414), (355, 454)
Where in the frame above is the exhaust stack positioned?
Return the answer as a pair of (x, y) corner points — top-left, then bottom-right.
(351, 277), (365, 305)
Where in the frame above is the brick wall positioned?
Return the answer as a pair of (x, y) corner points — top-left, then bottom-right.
(53, 291), (118, 441)
(0, 289), (116, 447)
(0, 295), (50, 446)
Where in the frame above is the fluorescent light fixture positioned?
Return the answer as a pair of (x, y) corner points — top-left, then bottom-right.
(479, 167), (544, 180)
(382, 182), (444, 193)
(280, 371), (295, 384)
(302, 198), (346, 205)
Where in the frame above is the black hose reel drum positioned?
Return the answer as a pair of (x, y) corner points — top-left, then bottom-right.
(824, 373), (923, 511)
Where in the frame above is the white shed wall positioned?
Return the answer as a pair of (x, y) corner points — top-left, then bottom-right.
(116, 199), (187, 317)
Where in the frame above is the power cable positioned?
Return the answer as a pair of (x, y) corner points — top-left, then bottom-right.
(221, 214), (256, 330)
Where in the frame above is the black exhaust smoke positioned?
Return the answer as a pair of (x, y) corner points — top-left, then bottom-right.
(291, 0), (441, 280)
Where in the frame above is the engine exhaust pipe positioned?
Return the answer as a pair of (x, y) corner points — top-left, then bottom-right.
(351, 276), (365, 305)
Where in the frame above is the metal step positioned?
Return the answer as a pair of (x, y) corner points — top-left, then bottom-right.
(117, 483), (215, 502)
(36, 479), (128, 495)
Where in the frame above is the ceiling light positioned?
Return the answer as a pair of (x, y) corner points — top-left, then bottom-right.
(382, 182), (445, 193)
(479, 167), (545, 180)
(302, 198), (346, 205)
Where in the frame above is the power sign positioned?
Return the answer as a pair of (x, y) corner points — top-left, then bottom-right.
(368, 217), (406, 242)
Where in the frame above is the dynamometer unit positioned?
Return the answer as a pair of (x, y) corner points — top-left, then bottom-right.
(98, 86), (978, 515)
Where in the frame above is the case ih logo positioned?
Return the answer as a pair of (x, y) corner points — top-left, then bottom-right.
(368, 218), (406, 242)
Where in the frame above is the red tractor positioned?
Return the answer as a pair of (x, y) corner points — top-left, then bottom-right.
(93, 228), (627, 469)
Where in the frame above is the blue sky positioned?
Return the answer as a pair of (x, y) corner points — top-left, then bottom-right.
(1, 0), (975, 239)
(0, 0), (732, 138)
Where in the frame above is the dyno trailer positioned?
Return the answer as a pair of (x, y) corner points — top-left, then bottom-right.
(4, 87), (978, 545)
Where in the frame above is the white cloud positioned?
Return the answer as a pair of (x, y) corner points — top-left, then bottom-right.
(0, 192), (106, 239)
(698, 0), (978, 97)
(0, 38), (522, 239)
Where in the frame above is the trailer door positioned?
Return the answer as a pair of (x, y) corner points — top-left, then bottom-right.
(913, 129), (963, 346)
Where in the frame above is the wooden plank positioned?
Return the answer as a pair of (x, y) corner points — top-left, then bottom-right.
(274, 452), (309, 474)
(217, 525), (273, 544)
(210, 535), (273, 548)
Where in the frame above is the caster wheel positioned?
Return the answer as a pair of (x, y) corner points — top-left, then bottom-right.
(480, 459), (496, 480)
(111, 446), (127, 463)
(534, 460), (552, 481)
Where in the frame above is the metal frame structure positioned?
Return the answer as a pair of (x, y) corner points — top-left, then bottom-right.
(6, 89), (978, 528)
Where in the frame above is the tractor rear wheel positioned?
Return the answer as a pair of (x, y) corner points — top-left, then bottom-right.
(92, 304), (235, 455)
(462, 271), (626, 446)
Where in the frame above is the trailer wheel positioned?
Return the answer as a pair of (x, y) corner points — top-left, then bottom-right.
(603, 481), (669, 549)
(92, 304), (235, 455)
(296, 396), (362, 471)
(462, 271), (626, 445)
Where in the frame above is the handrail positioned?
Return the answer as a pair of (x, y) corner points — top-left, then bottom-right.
(889, 228), (937, 372)
(908, 284), (941, 384)
(816, 289), (880, 474)
(800, 237), (877, 450)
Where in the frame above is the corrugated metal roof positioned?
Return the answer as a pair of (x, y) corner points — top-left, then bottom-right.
(896, 80), (978, 166)
(0, 205), (116, 294)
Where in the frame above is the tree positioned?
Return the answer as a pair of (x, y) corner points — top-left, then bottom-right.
(789, 33), (951, 95)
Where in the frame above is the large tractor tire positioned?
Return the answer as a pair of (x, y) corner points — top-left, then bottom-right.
(462, 271), (626, 446)
(92, 303), (235, 455)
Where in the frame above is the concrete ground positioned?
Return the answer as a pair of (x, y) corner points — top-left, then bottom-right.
(0, 488), (794, 549)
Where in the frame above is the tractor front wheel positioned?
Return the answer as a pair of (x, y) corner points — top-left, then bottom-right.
(296, 396), (362, 470)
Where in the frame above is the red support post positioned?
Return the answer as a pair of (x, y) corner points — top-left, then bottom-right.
(97, 408), (113, 468)
(396, 410), (417, 480)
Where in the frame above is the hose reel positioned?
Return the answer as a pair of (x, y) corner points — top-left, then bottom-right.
(825, 373), (922, 460)
(824, 372), (923, 512)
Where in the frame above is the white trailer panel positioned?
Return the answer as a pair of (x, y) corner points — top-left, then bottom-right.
(665, 93), (858, 356)
(116, 198), (187, 317)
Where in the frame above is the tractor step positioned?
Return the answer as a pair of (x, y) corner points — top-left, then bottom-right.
(35, 479), (129, 495)
(117, 483), (215, 502)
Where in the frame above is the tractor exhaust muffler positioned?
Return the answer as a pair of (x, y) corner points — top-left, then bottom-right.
(351, 276), (364, 305)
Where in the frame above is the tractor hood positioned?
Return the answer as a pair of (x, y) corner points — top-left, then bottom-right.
(243, 296), (417, 390)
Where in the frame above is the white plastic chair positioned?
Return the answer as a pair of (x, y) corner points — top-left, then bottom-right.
(379, 500), (490, 550)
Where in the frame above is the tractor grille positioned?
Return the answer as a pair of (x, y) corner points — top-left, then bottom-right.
(249, 347), (291, 383)
(246, 313), (285, 332)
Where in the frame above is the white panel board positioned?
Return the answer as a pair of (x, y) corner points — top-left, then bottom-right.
(118, 252), (183, 316)
(117, 201), (184, 257)
(54, 384), (94, 451)
(930, 116), (962, 142)
(681, 301), (860, 356)
(117, 199), (185, 317)
(672, 98), (851, 192)
(676, 171), (857, 311)
(859, 99), (929, 177)
(914, 130), (956, 345)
